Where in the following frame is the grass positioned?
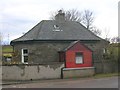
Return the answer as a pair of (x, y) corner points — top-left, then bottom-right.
(2, 45), (13, 57)
(94, 73), (119, 78)
(2, 45), (13, 53)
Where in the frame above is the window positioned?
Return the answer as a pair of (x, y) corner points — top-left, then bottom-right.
(22, 49), (28, 63)
(75, 52), (83, 64)
(23, 49), (28, 54)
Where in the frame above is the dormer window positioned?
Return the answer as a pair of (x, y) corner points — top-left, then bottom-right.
(53, 25), (63, 32)
(53, 25), (59, 29)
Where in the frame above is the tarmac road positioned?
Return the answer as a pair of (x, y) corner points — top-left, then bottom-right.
(2, 76), (118, 88)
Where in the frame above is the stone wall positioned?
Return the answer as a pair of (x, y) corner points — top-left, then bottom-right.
(94, 60), (118, 73)
(13, 40), (108, 64)
(84, 40), (109, 62)
(2, 63), (64, 81)
(2, 61), (117, 81)
(62, 67), (95, 78)
(13, 41), (70, 64)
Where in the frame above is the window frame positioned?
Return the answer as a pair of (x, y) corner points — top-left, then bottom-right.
(75, 52), (84, 64)
(21, 48), (28, 64)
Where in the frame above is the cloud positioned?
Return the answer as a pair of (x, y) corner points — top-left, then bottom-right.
(0, 0), (119, 43)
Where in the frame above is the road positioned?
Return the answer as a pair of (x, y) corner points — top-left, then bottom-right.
(3, 76), (118, 88)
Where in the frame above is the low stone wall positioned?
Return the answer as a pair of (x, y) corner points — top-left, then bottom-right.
(2, 63), (64, 81)
(62, 67), (95, 78)
(2, 60), (117, 81)
(94, 60), (118, 73)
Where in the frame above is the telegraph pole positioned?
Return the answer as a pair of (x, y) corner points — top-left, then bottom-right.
(7, 34), (10, 45)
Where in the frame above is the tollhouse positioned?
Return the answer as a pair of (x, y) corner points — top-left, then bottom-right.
(11, 10), (109, 77)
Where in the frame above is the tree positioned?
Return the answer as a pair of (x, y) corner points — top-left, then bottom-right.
(65, 9), (82, 22)
(82, 10), (94, 30)
(90, 26), (101, 36)
(49, 9), (101, 36)
(110, 36), (120, 43)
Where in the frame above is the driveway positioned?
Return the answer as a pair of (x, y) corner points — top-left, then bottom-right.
(2, 76), (118, 88)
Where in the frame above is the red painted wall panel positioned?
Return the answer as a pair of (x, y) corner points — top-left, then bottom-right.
(65, 42), (92, 68)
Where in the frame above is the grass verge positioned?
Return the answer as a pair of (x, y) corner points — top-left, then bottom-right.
(93, 73), (119, 78)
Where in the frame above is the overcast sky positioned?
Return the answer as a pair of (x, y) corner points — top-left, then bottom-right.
(0, 0), (119, 44)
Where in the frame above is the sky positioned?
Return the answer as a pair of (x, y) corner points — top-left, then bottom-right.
(0, 0), (119, 44)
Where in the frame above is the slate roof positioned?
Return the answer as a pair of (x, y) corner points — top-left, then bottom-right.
(12, 20), (102, 42)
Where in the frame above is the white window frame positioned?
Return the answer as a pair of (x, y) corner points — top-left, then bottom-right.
(103, 48), (107, 54)
(75, 52), (83, 64)
(21, 48), (28, 64)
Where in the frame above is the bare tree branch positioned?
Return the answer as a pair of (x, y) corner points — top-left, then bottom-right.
(82, 10), (94, 30)
(65, 9), (82, 22)
(49, 9), (82, 23)
(90, 26), (101, 36)
(110, 36), (120, 43)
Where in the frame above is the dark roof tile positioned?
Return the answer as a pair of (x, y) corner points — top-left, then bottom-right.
(12, 20), (102, 42)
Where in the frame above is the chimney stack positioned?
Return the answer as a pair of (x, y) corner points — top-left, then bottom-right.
(55, 10), (65, 22)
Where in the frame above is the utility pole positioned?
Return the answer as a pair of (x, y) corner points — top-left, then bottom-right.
(7, 34), (10, 45)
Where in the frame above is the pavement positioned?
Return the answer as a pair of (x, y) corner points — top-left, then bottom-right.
(2, 77), (95, 85)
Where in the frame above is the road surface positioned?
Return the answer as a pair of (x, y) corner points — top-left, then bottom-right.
(3, 76), (118, 88)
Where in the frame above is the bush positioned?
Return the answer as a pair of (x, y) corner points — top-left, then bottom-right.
(103, 43), (119, 63)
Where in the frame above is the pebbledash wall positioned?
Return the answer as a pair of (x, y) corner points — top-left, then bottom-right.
(2, 61), (118, 81)
(2, 63), (64, 80)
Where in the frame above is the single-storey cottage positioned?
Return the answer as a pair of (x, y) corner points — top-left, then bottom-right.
(11, 10), (109, 75)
